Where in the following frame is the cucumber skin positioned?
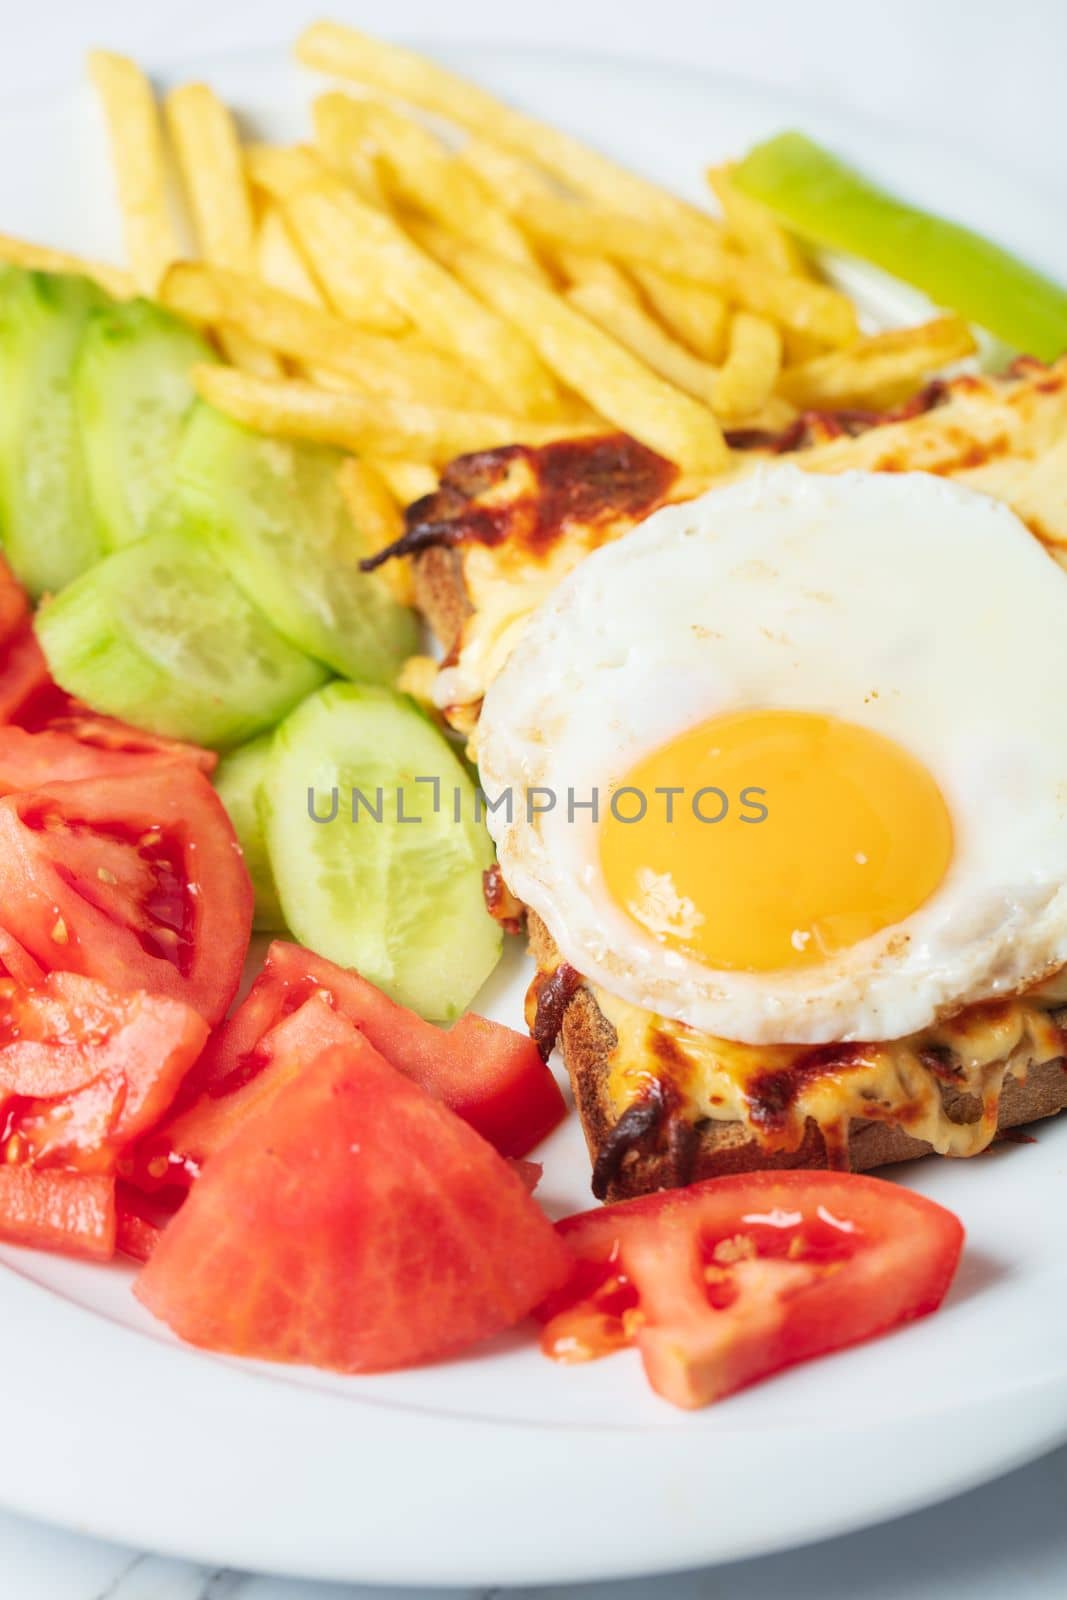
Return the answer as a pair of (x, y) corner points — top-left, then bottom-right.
(0, 268), (109, 596)
(74, 298), (216, 551)
(35, 532), (328, 751)
(262, 682), (501, 1021)
(734, 132), (1067, 361)
(214, 734), (288, 931)
(174, 406), (417, 683)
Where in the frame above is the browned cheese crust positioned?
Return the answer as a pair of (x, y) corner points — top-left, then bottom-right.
(527, 914), (1067, 1202)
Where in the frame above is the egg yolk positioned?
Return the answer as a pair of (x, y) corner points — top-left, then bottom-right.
(599, 709), (953, 973)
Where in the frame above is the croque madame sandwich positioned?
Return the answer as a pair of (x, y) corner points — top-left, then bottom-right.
(377, 358), (1067, 1199)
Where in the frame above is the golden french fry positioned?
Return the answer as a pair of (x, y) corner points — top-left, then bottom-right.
(255, 206), (327, 307)
(284, 180), (561, 416)
(165, 84), (256, 269)
(712, 312), (783, 420)
(310, 95), (389, 204)
(314, 92), (545, 276)
(194, 366), (593, 462)
(245, 144), (330, 204)
(459, 141), (857, 346)
(778, 317), (978, 411)
(567, 280), (721, 407)
(706, 164), (809, 277)
(394, 654), (441, 711)
(440, 243), (729, 473)
(161, 262), (496, 408)
(165, 83), (282, 377)
(629, 266), (729, 363)
(87, 51), (178, 293)
(296, 22), (724, 237)
(370, 458), (439, 505)
(0, 233), (135, 298)
(282, 182), (410, 333)
(337, 457), (414, 606)
(555, 250), (636, 297)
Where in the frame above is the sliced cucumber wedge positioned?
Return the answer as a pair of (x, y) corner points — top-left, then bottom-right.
(74, 298), (216, 550)
(0, 268), (109, 596)
(262, 683), (501, 1020)
(35, 532), (328, 750)
(175, 405), (417, 682)
(214, 733), (287, 931)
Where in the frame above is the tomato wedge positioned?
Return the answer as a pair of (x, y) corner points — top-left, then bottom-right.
(175, 940), (565, 1157)
(128, 992), (361, 1196)
(0, 1167), (115, 1260)
(0, 554), (30, 644)
(41, 708), (217, 775)
(135, 1037), (573, 1371)
(0, 766), (252, 1024)
(0, 725), (210, 795)
(0, 626), (60, 727)
(538, 1171), (964, 1409)
(0, 972), (208, 1174)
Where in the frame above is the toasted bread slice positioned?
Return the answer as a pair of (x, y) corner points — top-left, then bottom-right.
(526, 913), (1067, 1202)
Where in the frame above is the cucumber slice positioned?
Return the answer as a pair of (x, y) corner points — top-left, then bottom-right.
(214, 734), (287, 931)
(175, 405), (417, 682)
(35, 532), (328, 750)
(262, 683), (501, 1020)
(74, 298), (216, 550)
(0, 268), (108, 596)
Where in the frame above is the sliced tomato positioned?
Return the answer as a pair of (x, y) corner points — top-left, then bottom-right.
(0, 766), (253, 1024)
(115, 1181), (165, 1263)
(135, 1037), (573, 1371)
(181, 940), (566, 1157)
(0, 725), (212, 796)
(538, 1171), (964, 1409)
(0, 626), (62, 727)
(42, 708), (217, 776)
(0, 554), (30, 645)
(0, 927), (44, 986)
(0, 972), (208, 1174)
(127, 992), (361, 1196)
(0, 1166), (115, 1259)
(510, 1157), (543, 1193)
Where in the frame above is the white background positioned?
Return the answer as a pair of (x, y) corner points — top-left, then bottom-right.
(0, 2), (1065, 1596)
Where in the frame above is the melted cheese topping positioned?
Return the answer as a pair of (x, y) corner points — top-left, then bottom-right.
(593, 982), (1065, 1160)
(434, 360), (1067, 732)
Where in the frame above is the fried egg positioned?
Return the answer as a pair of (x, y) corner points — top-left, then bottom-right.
(476, 467), (1067, 1045)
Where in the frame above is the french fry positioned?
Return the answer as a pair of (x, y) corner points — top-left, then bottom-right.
(194, 366), (593, 462)
(337, 457), (415, 606)
(245, 144), (331, 204)
(296, 22), (725, 237)
(629, 266), (729, 363)
(255, 206), (327, 307)
(281, 182), (410, 333)
(87, 51), (178, 293)
(778, 316), (977, 410)
(161, 262), (496, 408)
(310, 95), (389, 205)
(459, 140), (858, 346)
(369, 460), (441, 502)
(555, 250), (636, 297)
(712, 312), (783, 420)
(370, 458), (439, 505)
(394, 654), (441, 710)
(438, 242), (729, 473)
(284, 180), (561, 416)
(165, 82), (282, 377)
(0, 233), (135, 298)
(706, 164), (809, 277)
(314, 93), (546, 277)
(566, 280), (721, 408)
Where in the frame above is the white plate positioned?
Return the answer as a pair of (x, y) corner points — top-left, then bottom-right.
(0, 38), (1066, 1589)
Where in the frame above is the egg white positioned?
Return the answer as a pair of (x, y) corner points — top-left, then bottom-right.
(476, 467), (1067, 1045)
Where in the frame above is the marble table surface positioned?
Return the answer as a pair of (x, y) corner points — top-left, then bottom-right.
(2, 0), (1066, 1593)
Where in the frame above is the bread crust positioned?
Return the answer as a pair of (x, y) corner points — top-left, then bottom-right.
(528, 914), (1067, 1201)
